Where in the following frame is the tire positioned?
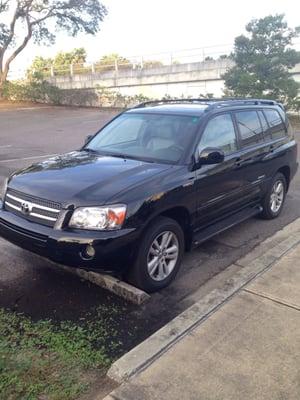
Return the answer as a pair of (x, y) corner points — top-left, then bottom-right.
(127, 216), (185, 292)
(260, 172), (287, 219)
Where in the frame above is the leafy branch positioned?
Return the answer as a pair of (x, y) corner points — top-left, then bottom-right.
(0, 0), (107, 91)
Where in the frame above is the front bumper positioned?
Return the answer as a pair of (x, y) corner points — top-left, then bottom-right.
(0, 202), (138, 272)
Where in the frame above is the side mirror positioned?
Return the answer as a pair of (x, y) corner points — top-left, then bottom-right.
(198, 147), (225, 165)
(85, 134), (93, 144)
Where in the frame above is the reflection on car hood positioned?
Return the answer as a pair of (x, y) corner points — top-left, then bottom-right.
(9, 151), (172, 207)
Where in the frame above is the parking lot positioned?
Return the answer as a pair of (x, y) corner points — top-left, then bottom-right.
(1, 102), (300, 357)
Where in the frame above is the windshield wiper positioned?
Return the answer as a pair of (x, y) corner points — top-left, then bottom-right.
(82, 147), (99, 154)
(83, 149), (154, 163)
(109, 153), (154, 162)
(109, 153), (130, 159)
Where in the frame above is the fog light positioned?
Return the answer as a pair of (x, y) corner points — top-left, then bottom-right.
(85, 244), (96, 258)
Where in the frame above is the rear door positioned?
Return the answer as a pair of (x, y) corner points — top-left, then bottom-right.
(233, 109), (268, 200)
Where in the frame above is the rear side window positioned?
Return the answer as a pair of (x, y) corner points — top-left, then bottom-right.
(235, 111), (264, 147)
(258, 110), (271, 141)
(264, 109), (286, 140)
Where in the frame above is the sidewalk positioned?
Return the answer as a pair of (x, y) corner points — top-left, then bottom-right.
(106, 240), (300, 400)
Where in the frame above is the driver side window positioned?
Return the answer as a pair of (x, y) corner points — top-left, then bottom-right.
(198, 113), (237, 155)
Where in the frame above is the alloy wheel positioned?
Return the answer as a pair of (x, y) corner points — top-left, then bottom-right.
(270, 180), (284, 213)
(147, 231), (179, 281)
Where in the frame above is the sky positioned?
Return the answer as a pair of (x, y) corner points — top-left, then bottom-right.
(4, 0), (300, 76)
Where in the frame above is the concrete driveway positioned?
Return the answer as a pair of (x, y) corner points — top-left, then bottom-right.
(1, 103), (300, 357)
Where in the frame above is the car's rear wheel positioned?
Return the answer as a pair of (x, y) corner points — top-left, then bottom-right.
(127, 216), (184, 292)
(260, 172), (287, 219)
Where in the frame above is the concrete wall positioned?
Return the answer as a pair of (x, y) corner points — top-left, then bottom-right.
(48, 60), (300, 99)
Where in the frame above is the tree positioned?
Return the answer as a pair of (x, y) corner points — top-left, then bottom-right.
(218, 54), (231, 60)
(26, 55), (53, 79)
(95, 53), (131, 72)
(53, 47), (87, 74)
(223, 14), (300, 106)
(54, 48), (86, 67)
(27, 48), (87, 79)
(142, 60), (163, 68)
(0, 0), (107, 92)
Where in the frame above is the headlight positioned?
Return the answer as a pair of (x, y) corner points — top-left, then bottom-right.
(69, 205), (127, 230)
(1, 178), (8, 201)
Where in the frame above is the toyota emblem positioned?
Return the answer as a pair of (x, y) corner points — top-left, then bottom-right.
(21, 201), (32, 215)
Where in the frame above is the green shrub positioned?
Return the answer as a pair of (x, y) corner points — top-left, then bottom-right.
(2, 79), (154, 108)
(2, 80), (63, 104)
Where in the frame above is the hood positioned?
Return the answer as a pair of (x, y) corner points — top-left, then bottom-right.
(9, 151), (171, 207)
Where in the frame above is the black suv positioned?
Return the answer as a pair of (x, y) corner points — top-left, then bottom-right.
(0, 99), (298, 292)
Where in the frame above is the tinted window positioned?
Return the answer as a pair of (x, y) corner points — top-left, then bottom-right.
(276, 106), (286, 123)
(258, 110), (271, 140)
(97, 116), (144, 145)
(198, 113), (237, 154)
(235, 111), (263, 147)
(264, 109), (286, 139)
(86, 113), (200, 164)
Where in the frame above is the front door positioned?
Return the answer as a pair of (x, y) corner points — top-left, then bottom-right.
(194, 112), (247, 228)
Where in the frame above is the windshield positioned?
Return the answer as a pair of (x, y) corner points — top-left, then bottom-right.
(85, 113), (200, 163)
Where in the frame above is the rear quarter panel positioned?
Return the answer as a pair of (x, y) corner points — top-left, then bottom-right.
(261, 137), (298, 194)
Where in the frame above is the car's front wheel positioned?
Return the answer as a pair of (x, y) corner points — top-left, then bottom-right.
(260, 172), (287, 219)
(127, 216), (184, 292)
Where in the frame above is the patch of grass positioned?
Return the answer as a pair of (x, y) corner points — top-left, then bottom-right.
(0, 307), (124, 400)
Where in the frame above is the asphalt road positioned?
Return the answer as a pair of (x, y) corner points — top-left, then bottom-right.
(1, 103), (300, 356)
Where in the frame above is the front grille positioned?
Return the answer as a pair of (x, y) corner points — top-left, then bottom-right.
(4, 188), (62, 227)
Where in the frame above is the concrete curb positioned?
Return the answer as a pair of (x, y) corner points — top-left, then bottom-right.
(107, 217), (300, 384)
(47, 262), (150, 306)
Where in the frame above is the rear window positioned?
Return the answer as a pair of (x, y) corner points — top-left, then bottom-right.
(263, 109), (286, 140)
(235, 111), (264, 147)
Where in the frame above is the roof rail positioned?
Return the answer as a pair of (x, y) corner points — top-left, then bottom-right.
(208, 99), (278, 109)
(132, 98), (280, 110)
(132, 98), (221, 108)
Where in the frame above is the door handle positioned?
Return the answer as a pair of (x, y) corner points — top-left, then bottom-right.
(269, 144), (275, 153)
(234, 157), (252, 167)
(234, 157), (241, 167)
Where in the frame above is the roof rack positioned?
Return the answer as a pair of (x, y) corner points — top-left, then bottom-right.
(132, 98), (219, 108)
(132, 98), (281, 110)
(209, 99), (278, 109)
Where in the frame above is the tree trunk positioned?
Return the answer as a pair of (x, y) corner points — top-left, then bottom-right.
(0, 56), (4, 98)
(0, 70), (8, 99)
(0, 78), (5, 99)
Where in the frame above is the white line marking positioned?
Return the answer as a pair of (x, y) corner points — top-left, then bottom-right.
(0, 154), (57, 163)
(0, 145), (12, 149)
